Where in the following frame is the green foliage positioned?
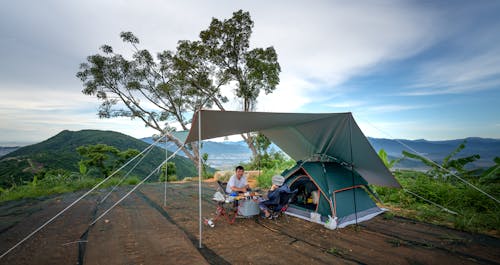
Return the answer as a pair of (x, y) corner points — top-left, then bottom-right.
(78, 160), (88, 175)
(77, 10), (281, 166)
(0, 170), (144, 202)
(378, 149), (401, 169)
(402, 140), (480, 180)
(199, 10), (281, 111)
(372, 169), (500, 234)
(159, 162), (177, 182)
(480, 157), (500, 183)
(245, 147), (294, 188)
(201, 153), (212, 179)
(385, 140), (499, 234)
(125, 176), (140, 185)
(77, 143), (140, 177)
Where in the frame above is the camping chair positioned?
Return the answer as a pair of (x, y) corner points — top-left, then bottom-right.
(212, 180), (238, 225)
(217, 180), (229, 194)
(269, 189), (298, 222)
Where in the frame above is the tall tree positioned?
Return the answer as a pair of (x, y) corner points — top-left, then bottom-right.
(199, 10), (281, 157)
(76, 144), (139, 177)
(77, 33), (217, 167)
(77, 10), (280, 167)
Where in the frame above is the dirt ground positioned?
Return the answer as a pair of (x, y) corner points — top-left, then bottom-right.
(1, 181), (499, 265)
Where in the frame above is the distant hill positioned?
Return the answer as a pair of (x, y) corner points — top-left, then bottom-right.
(0, 130), (198, 188)
(140, 137), (500, 170)
(368, 137), (500, 169)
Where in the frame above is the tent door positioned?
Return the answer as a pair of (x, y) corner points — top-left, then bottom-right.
(289, 176), (320, 212)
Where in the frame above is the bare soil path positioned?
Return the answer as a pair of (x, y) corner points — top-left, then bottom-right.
(1, 182), (499, 265)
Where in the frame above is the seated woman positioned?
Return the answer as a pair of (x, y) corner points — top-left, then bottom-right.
(259, 175), (291, 218)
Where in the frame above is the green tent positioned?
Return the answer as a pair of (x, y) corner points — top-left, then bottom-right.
(282, 161), (384, 227)
(185, 110), (400, 228)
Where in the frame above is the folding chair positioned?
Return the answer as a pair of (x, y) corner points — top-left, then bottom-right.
(212, 180), (237, 225)
(217, 180), (229, 194)
(269, 189), (298, 222)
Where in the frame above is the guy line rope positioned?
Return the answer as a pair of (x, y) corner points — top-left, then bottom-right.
(0, 135), (173, 259)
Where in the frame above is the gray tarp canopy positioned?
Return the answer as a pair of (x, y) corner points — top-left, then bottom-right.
(185, 110), (400, 188)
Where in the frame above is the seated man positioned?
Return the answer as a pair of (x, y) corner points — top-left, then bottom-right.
(259, 175), (291, 218)
(226, 165), (249, 194)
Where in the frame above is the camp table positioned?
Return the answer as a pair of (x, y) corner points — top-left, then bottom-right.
(212, 192), (262, 225)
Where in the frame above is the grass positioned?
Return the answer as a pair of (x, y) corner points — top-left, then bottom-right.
(387, 239), (403, 247)
(326, 247), (345, 256)
(0, 173), (144, 203)
(372, 170), (500, 236)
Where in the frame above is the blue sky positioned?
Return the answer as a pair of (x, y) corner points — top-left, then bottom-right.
(1, 0), (499, 145)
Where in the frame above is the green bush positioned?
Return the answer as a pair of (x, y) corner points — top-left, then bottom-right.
(253, 151), (295, 188)
(0, 170), (148, 202)
(158, 173), (178, 182)
(125, 176), (140, 185)
(256, 169), (280, 188)
(372, 170), (500, 235)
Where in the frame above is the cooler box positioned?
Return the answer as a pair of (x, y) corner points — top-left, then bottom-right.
(238, 199), (260, 216)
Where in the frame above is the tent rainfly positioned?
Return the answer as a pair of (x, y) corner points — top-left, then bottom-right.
(185, 110), (400, 228)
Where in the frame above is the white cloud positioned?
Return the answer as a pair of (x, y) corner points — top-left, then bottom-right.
(256, 74), (314, 112)
(401, 6), (500, 96)
(364, 104), (433, 113)
(403, 51), (500, 96)
(1, 0), (497, 143)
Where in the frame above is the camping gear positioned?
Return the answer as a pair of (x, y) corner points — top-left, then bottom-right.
(268, 189), (298, 222)
(184, 110), (400, 240)
(324, 215), (338, 230)
(283, 161), (386, 228)
(185, 110), (400, 188)
(237, 199), (260, 217)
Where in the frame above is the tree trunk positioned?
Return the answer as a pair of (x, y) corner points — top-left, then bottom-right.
(241, 133), (258, 160)
(164, 131), (201, 173)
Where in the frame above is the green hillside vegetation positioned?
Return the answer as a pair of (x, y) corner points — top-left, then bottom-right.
(0, 130), (198, 188)
(373, 143), (500, 235)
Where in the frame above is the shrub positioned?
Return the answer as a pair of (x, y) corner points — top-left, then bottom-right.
(125, 176), (140, 185)
(372, 170), (500, 235)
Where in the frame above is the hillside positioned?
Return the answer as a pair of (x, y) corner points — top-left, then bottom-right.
(0, 130), (198, 188)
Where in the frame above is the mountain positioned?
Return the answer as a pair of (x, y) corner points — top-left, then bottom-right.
(0, 130), (198, 188)
(368, 137), (500, 169)
(141, 137), (500, 170)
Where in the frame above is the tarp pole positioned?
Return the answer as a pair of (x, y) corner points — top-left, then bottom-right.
(198, 110), (203, 248)
(349, 115), (359, 225)
(164, 134), (168, 207)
